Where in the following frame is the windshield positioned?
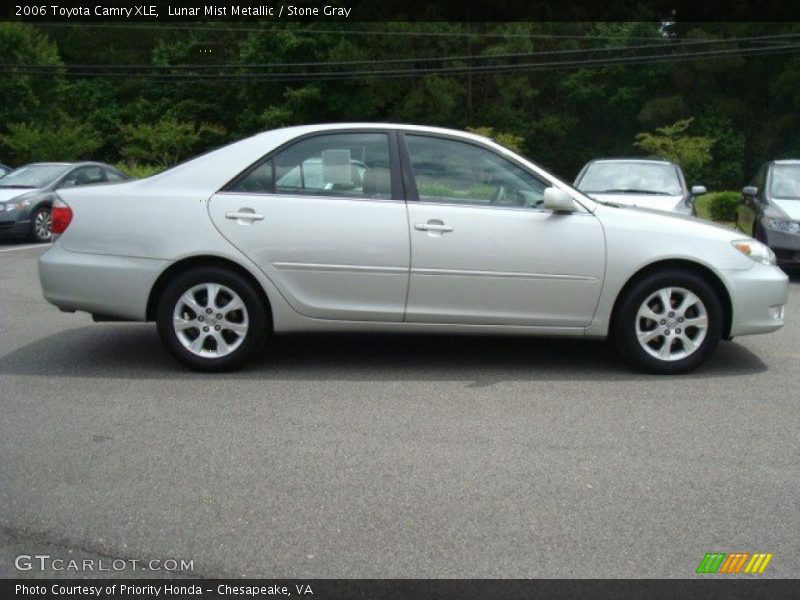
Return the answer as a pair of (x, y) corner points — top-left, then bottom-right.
(577, 162), (683, 196)
(770, 164), (800, 200)
(0, 164), (70, 188)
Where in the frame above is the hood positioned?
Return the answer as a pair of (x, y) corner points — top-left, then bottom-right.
(0, 188), (40, 203)
(772, 199), (800, 220)
(588, 192), (683, 212)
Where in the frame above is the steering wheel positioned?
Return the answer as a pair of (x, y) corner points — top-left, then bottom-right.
(491, 185), (507, 204)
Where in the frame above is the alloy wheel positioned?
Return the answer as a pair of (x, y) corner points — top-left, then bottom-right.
(172, 283), (249, 358)
(635, 286), (708, 362)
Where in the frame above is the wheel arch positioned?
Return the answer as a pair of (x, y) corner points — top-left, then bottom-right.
(609, 259), (733, 339)
(146, 255), (272, 325)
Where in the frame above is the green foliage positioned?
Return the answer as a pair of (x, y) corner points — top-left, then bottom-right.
(466, 127), (526, 153)
(0, 119), (102, 163)
(0, 24), (63, 125)
(113, 162), (164, 179)
(120, 119), (226, 166)
(634, 118), (716, 183)
(701, 191), (742, 222)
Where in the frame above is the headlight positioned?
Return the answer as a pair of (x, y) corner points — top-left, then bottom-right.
(731, 239), (777, 266)
(3, 199), (31, 212)
(765, 218), (800, 234)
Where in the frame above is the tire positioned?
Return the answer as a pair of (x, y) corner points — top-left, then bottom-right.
(156, 267), (268, 371)
(754, 224), (767, 244)
(612, 269), (723, 374)
(29, 206), (52, 243)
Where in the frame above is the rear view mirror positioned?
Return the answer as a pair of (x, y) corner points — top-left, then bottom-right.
(543, 187), (576, 213)
(742, 186), (758, 197)
(691, 185), (707, 195)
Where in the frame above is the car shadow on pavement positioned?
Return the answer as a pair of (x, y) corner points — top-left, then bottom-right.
(0, 324), (768, 383)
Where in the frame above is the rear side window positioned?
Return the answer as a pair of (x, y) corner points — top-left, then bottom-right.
(229, 133), (393, 199)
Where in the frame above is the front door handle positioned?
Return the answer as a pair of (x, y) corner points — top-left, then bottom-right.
(415, 222), (453, 232)
(225, 210), (264, 221)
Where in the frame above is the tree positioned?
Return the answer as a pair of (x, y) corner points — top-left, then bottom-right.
(120, 119), (226, 166)
(466, 127), (525, 153)
(0, 119), (102, 163)
(634, 118), (716, 183)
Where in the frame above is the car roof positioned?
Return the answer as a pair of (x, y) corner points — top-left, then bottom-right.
(585, 157), (676, 166)
(23, 161), (115, 168)
(773, 159), (800, 165)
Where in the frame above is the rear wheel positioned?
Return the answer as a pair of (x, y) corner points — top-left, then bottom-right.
(29, 206), (52, 243)
(156, 267), (268, 371)
(613, 270), (723, 374)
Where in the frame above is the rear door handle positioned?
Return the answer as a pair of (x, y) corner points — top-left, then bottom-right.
(414, 222), (453, 232)
(225, 211), (264, 221)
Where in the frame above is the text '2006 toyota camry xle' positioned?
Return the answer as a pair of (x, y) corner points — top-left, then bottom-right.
(38, 124), (789, 373)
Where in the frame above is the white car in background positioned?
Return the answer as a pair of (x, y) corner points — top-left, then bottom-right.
(38, 124), (788, 374)
(574, 158), (707, 215)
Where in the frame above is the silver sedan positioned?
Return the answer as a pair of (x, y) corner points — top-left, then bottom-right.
(38, 124), (788, 373)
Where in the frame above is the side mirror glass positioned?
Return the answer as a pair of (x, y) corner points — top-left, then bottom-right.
(543, 187), (577, 213)
(691, 185), (707, 195)
(742, 185), (758, 197)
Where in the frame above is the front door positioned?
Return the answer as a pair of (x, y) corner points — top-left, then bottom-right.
(401, 133), (605, 327)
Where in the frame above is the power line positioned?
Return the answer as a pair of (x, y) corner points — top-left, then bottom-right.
(33, 22), (682, 42)
(4, 33), (799, 71)
(2, 42), (798, 82)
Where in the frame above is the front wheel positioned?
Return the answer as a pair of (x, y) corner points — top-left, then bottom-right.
(613, 270), (723, 374)
(156, 267), (268, 371)
(29, 206), (52, 242)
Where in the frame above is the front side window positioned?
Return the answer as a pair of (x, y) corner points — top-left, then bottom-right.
(405, 135), (546, 208)
(62, 166), (106, 187)
(770, 164), (800, 200)
(577, 161), (683, 196)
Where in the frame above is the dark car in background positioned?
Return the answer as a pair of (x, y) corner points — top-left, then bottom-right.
(738, 159), (800, 266)
(574, 158), (707, 216)
(0, 164), (12, 178)
(0, 162), (130, 242)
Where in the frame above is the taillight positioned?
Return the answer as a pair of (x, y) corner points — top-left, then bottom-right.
(51, 197), (73, 237)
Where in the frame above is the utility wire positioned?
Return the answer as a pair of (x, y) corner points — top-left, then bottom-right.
(2, 42), (798, 82)
(4, 33), (799, 71)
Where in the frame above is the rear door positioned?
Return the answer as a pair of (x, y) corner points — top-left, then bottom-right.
(208, 130), (411, 322)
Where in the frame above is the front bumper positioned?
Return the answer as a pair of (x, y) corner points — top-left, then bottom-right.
(762, 225), (800, 264)
(39, 242), (170, 321)
(722, 262), (789, 337)
(0, 217), (30, 239)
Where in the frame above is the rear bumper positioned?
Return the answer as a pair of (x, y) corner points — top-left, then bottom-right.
(722, 263), (789, 337)
(38, 242), (170, 321)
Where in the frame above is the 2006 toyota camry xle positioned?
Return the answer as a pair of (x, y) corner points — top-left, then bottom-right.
(38, 124), (789, 373)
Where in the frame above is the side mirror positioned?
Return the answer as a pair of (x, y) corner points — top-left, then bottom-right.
(691, 185), (707, 195)
(543, 187), (577, 213)
(742, 185), (758, 197)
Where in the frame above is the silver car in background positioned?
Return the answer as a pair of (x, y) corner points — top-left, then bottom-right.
(574, 158), (707, 215)
(38, 124), (788, 374)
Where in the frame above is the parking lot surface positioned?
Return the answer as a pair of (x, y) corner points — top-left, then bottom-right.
(1, 241), (798, 578)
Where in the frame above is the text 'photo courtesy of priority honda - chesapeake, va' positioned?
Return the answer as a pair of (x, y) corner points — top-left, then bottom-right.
(1, 2), (799, 599)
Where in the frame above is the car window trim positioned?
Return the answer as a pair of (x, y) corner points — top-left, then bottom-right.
(220, 128), (404, 201)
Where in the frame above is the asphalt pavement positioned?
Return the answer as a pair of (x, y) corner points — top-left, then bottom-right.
(1, 241), (798, 578)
